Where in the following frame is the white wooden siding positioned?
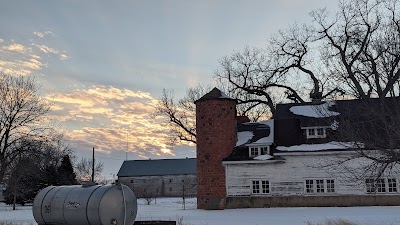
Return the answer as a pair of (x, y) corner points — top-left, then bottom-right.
(225, 154), (400, 197)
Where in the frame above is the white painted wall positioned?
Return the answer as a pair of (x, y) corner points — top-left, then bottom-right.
(224, 153), (400, 197)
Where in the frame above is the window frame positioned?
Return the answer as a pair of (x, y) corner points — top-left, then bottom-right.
(251, 180), (270, 195)
(248, 146), (270, 157)
(305, 179), (336, 194)
(366, 178), (398, 194)
(305, 127), (327, 139)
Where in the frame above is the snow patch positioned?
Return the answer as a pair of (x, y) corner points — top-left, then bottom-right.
(253, 137), (272, 144)
(254, 154), (273, 160)
(276, 141), (363, 151)
(236, 131), (253, 146)
(289, 101), (340, 118)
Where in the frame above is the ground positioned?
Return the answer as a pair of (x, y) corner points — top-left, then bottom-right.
(1, 198), (400, 225)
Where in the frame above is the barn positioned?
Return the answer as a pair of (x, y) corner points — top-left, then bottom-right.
(195, 88), (400, 209)
(117, 158), (196, 198)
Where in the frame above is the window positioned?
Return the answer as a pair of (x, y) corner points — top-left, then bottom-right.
(376, 179), (386, 193)
(305, 180), (314, 193)
(250, 147), (259, 157)
(130, 180), (133, 183)
(260, 147), (269, 155)
(261, 181), (270, 194)
(252, 180), (270, 194)
(305, 127), (327, 139)
(249, 146), (270, 157)
(366, 179), (375, 193)
(316, 179), (324, 193)
(327, 179), (335, 193)
(252, 180), (260, 194)
(388, 179), (397, 193)
(366, 178), (398, 193)
(305, 179), (335, 194)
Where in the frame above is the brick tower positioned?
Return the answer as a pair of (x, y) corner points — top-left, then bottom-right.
(195, 88), (236, 210)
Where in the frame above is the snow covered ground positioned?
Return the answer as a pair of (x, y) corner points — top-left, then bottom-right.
(1, 198), (400, 225)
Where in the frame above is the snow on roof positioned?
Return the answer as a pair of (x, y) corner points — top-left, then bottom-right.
(235, 119), (274, 147)
(259, 119), (274, 143)
(254, 154), (273, 160)
(289, 101), (340, 118)
(236, 131), (253, 146)
(276, 141), (362, 152)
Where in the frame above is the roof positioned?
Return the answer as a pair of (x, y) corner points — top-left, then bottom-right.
(274, 101), (339, 127)
(117, 158), (196, 177)
(195, 87), (235, 103)
(224, 120), (274, 161)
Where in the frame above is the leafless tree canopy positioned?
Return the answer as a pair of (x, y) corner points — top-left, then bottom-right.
(334, 97), (400, 179)
(0, 73), (51, 184)
(75, 157), (104, 182)
(313, 0), (400, 98)
(156, 0), (400, 148)
(216, 0), (400, 112)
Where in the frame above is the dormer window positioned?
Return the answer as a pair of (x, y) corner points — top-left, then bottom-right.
(249, 146), (270, 157)
(306, 127), (327, 139)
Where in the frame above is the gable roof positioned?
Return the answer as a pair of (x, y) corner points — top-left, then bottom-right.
(117, 158), (196, 177)
(195, 87), (235, 103)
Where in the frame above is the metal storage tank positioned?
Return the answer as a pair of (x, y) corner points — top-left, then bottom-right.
(32, 184), (137, 225)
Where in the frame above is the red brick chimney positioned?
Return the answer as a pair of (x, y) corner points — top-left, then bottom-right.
(195, 88), (236, 210)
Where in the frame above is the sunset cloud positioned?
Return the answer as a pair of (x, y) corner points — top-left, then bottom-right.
(0, 36), (69, 75)
(46, 85), (176, 159)
(33, 31), (55, 38)
(3, 43), (27, 53)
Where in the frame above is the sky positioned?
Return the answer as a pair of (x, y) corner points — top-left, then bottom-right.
(0, 0), (337, 180)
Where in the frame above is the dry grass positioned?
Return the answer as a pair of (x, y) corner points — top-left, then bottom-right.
(306, 219), (358, 225)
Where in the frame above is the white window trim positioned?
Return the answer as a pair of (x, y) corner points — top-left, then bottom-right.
(251, 180), (270, 195)
(304, 179), (336, 194)
(366, 178), (398, 194)
(304, 127), (327, 139)
(248, 146), (270, 157)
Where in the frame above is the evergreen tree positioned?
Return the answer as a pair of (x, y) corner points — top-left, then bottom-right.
(57, 155), (78, 185)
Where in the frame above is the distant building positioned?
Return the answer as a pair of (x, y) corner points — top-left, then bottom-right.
(117, 158), (196, 198)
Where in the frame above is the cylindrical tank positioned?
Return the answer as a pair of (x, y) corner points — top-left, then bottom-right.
(32, 184), (137, 225)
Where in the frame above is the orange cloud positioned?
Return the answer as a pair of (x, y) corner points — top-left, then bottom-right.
(46, 85), (176, 159)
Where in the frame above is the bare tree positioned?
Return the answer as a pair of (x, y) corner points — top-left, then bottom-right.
(154, 87), (201, 145)
(154, 85), (269, 145)
(75, 157), (104, 183)
(332, 97), (400, 180)
(312, 0), (400, 98)
(0, 73), (51, 184)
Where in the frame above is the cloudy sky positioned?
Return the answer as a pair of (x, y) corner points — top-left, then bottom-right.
(0, 0), (337, 179)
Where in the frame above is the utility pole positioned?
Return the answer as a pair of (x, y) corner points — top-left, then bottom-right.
(91, 147), (95, 183)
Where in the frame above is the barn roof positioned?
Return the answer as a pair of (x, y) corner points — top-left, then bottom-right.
(117, 158), (196, 177)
